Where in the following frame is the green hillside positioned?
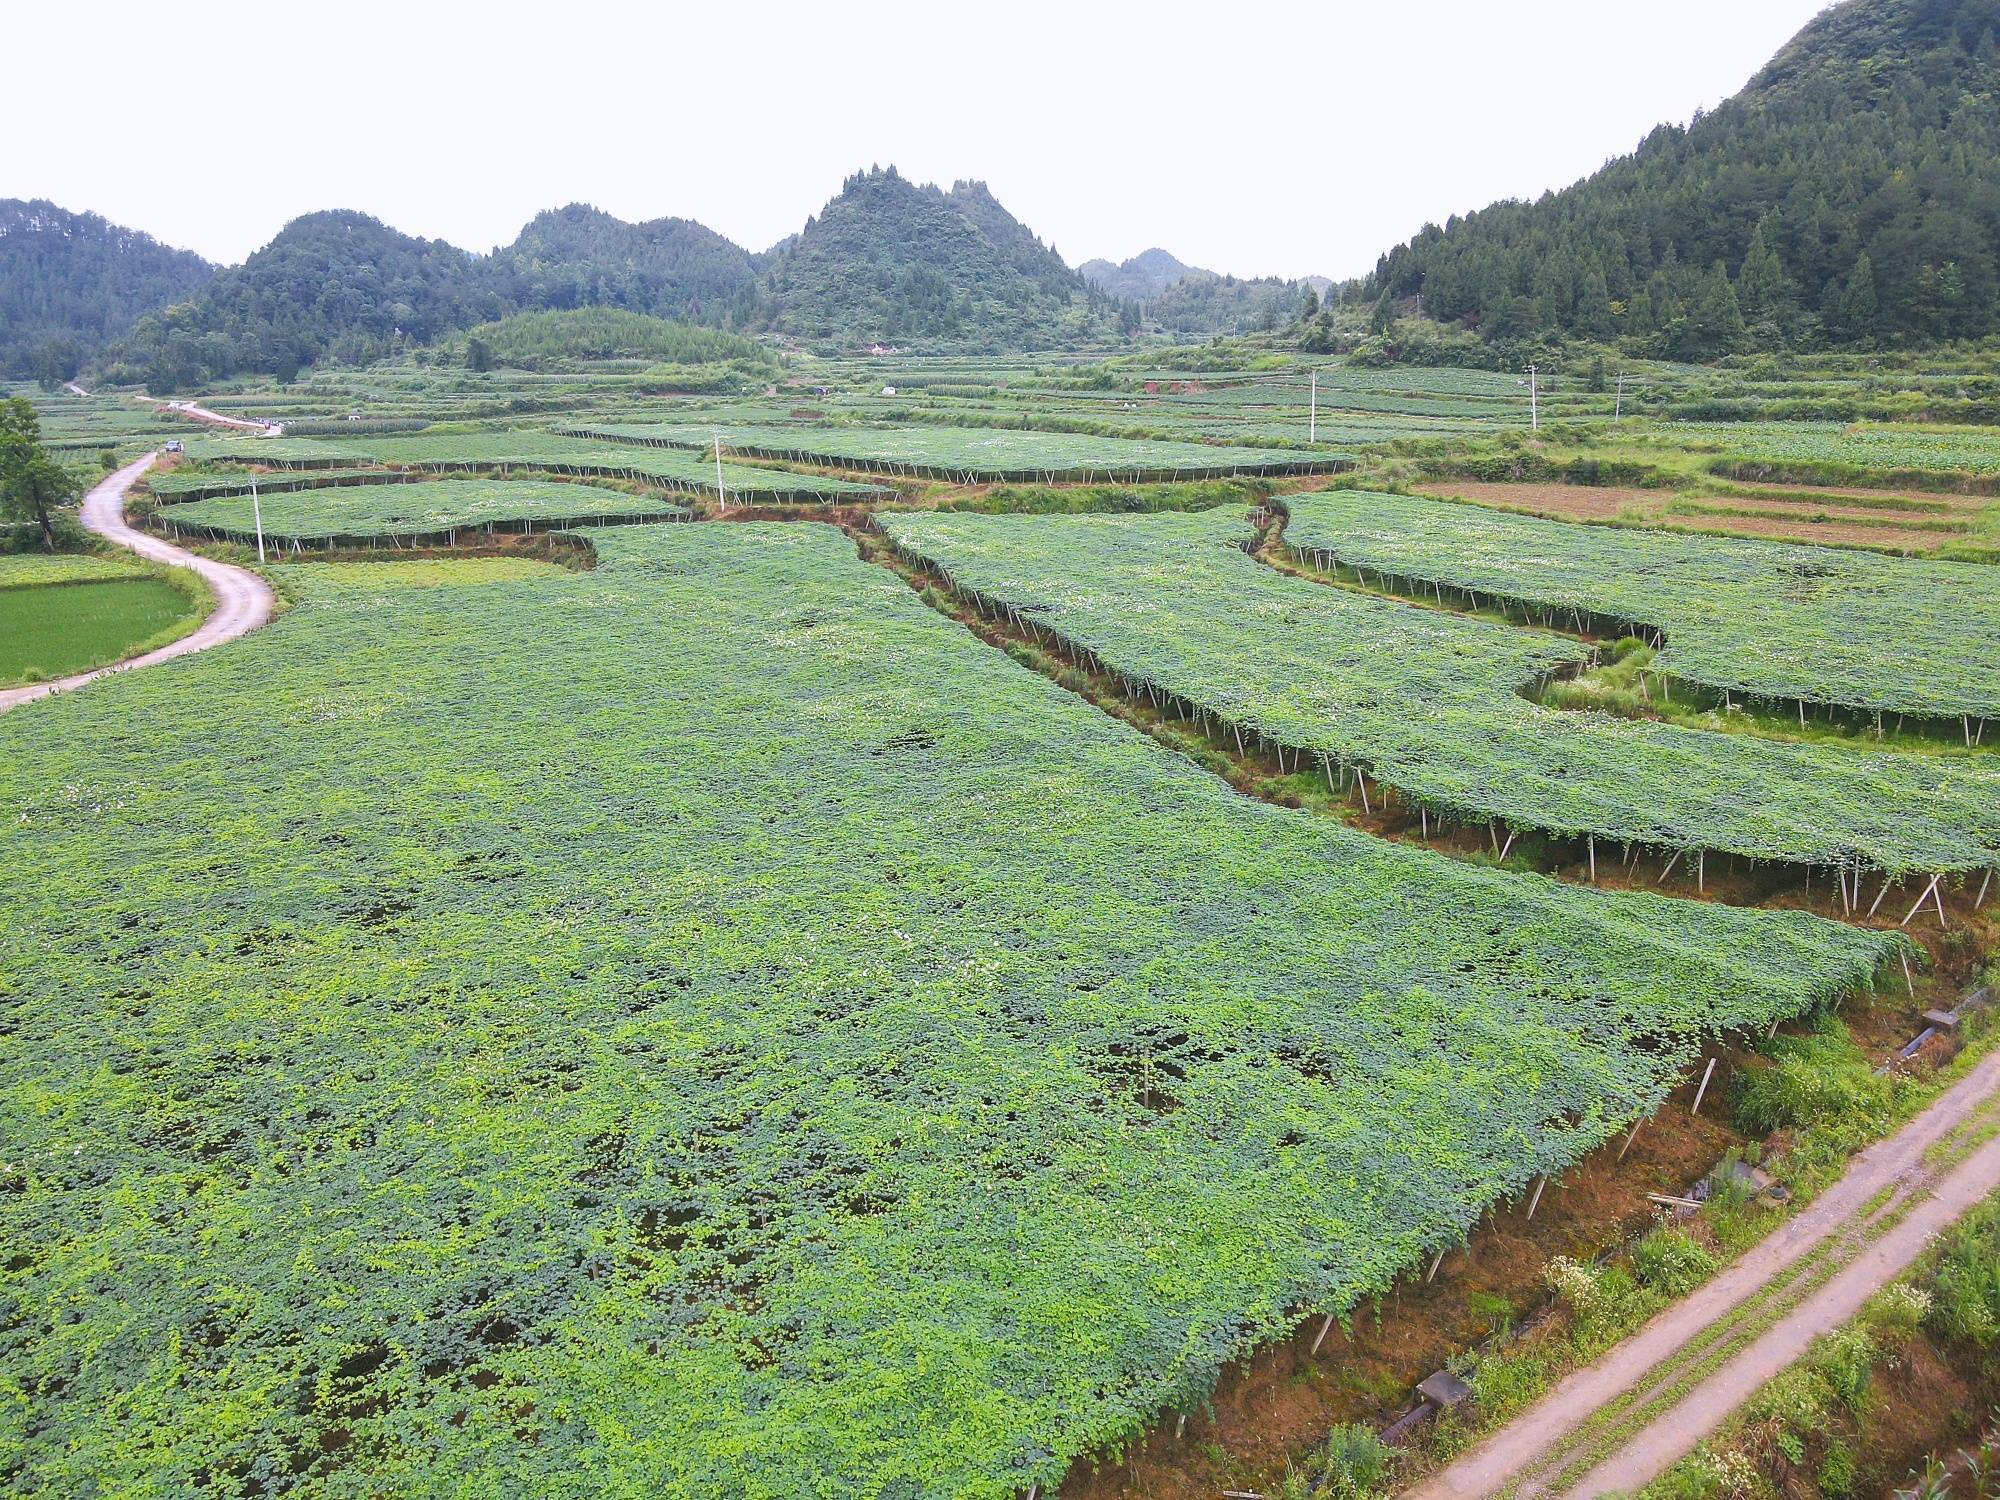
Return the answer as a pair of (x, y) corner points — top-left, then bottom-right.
(1362, 0), (2000, 357)
(0, 200), (215, 381)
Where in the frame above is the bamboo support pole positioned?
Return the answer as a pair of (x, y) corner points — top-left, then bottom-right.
(1690, 1057), (1717, 1116)
(1901, 875), (1943, 928)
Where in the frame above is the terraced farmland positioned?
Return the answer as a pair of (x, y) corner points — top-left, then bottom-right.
(1285, 491), (2000, 726)
(0, 529), (1893, 1500)
(1672, 422), (2000, 482)
(157, 478), (689, 544)
(880, 507), (2000, 876)
(179, 432), (887, 500)
(558, 421), (1348, 480)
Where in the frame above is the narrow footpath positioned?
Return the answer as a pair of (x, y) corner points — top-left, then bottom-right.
(0, 455), (275, 715)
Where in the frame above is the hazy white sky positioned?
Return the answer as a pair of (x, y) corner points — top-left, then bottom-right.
(16, 0), (1832, 280)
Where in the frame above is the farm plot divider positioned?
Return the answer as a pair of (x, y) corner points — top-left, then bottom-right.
(554, 422), (1354, 485)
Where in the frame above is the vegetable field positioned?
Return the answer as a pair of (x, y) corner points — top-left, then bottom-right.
(1285, 492), (2000, 725)
(1673, 422), (2000, 479)
(147, 467), (402, 503)
(558, 421), (1348, 480)
(180, 432), (887, 501)
(0, 528), (1892, 1499)
(157, 479), (689, 545)
(879, 508), (2000, 875)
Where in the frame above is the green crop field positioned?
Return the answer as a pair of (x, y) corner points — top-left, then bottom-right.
(0, 528), (1894, 1498)
(0, 553), (154, 589)
(558, 421), (1348, 480)
(157, 479), (690, 544)
(0, 569), (205, 686)
(1667, 422), (2000, 479)
(881, 508), (2000, 876)
(179, 432), (888, 501)
(1284, 492), (2000, 725)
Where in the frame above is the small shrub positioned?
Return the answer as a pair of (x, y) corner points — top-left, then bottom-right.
(1544, 1255), (1604, 1316)
(1926, 1203), (2000, 1346)
(1733, 1017), (1903, 1145)
(1869, 1282), (1932, 1332)
(1812, 1326), (1877, 1412)
(1634, 1229), (1717, 1297)
(1465, 1290), (1515, 1338)
(1317, 1423), (1393, 1499)
(1819, 1440), (1857, 1497)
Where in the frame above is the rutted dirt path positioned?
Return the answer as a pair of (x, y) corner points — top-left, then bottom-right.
(136, 394), (283, 435)
(0, 455), (275, 715)
(1406, 1046), (2000, 1500)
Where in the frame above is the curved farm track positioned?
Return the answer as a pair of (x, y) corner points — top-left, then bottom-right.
(0, 455), (275, 716)
(1407, 1047), (2000, 1500)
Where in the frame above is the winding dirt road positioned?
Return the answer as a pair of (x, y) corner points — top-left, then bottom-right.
(0, 454), (275, 715)
(1406, 1044), (2000, 1500)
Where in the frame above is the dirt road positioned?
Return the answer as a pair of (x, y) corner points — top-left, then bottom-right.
(136, 394), (282, 435)
(0, 454), (275, 715)
(1407, 1044), (2000, 1500)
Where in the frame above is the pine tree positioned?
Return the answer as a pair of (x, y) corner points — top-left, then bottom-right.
(1837, 254), (1878, 340)
(1736, 217), (1796, 322)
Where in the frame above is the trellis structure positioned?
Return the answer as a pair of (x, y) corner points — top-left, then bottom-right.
(158, 479), (690, 547)
(555, 420), (1353, 483)
(0, 526), (1895, 1499)
(880, 506), (2000, 882)
(1284, 491), (2000, 729)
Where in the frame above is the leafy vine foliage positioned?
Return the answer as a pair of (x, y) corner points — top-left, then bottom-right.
(0, 527), (1889, 1497)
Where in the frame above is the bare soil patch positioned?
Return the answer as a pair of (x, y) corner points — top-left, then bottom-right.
(1414, 481), (1660, 522)
(1414, 482), (1956, 552)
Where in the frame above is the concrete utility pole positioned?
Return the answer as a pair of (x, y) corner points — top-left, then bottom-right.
(713, 430), (726, 510)
(250, 475), (266, 564)
(1615, 372), (1626, 422)
(1309, 369), (1318, 444)
(1528, 364), (1540, 431)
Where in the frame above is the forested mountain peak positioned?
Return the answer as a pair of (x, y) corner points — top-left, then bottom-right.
(489, 203), (758, 322)
(1080, 248), (1201, 301)
(1363, 0), (2000, 356)
(742, 165), (1129, 349)
(111, 210), (499, 387)
(0, 199), (215, 380)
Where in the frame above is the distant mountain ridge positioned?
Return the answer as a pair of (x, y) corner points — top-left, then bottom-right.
(1083, 247), (1317, 335)
(93, 170), (1143, 385)
(1079, 248), (1200, 301)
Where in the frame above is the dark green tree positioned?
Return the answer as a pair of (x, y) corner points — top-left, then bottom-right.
(0, 399), (79, 552)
